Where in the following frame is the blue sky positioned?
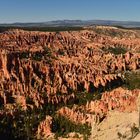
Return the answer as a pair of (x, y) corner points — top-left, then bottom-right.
(0, 0), (140, 23)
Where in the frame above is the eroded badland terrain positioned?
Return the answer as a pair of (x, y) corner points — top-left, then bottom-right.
(0, 26), (140, 140)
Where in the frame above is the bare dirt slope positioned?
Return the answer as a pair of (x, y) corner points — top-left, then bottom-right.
(91, 111), (139, 140)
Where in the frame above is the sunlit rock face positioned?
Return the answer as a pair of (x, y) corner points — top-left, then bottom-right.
(0, 27), (140, 139)
(57, 88), (140, 125)
(36, 115), (54, 139)
(0, 29), (140, 107)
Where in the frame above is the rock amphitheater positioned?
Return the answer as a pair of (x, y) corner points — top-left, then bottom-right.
(0, 26), (140, 139)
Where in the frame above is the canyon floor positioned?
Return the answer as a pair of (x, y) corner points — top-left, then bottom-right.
(0, 26), (140, 140)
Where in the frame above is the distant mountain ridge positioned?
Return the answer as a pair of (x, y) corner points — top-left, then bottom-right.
(1, 19), (140, 27)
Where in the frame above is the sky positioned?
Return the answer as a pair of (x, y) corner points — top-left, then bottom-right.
(0, 0), (140, 23)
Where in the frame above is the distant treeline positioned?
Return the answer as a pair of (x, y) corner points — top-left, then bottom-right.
(1, 25), (140, 33)
(113, 25), (140, 30)
(0, 26), (84, 33)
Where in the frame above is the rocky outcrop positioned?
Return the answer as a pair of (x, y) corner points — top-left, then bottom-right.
(57, 106), (95, 125)
(0, 27), (140, 139)
(57, 88), (140, 126)
(0, 29), (140, 107)
(87, 87), (140, 114)
(36, 115), (54, 139)
(0, 30), (139, 111)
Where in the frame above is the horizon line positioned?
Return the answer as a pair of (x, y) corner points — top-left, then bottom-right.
(1, 19), (140, 24)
